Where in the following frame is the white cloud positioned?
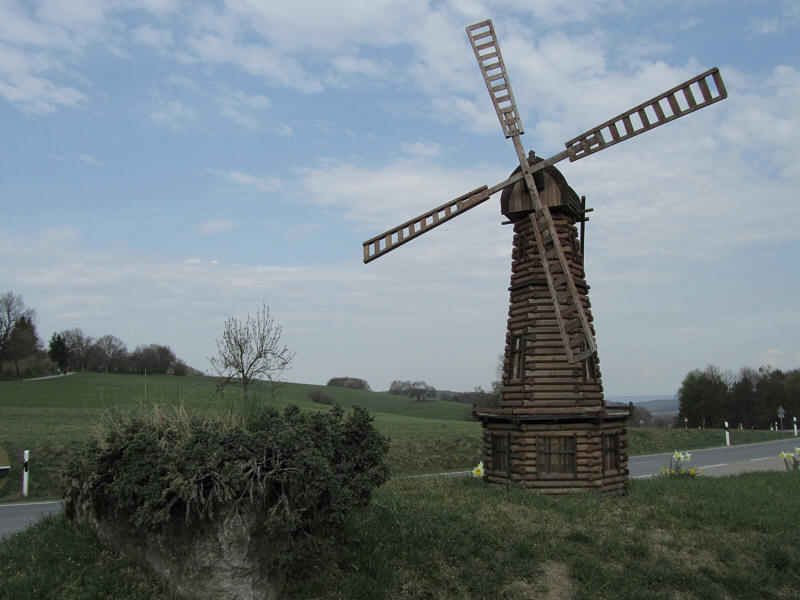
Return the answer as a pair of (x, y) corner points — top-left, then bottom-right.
(230, 89), (270, 109)
(219, 87), (270, 129)
(76, 153), (102, 165)
(184, 32), (324, 94)
(293, 157), (506, 228)
(401, 141), (442, 157)
(749, 17), (780, 35)
(165, 74), (196, 89)
(0, 225), (509, 391)
(223, 170), (283, 193)
(149, 99), (197, 129)
(132, 24), (173, 50)
(221, 106), (260, 130)
(330, 53), (391, 79)
(0, 42), (87, 113)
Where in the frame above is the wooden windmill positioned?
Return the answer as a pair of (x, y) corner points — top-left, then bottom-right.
(362, 20), (727, 493)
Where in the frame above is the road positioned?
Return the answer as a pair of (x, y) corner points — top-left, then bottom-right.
(0, 501), (62, 539)
(630, 437), (799, 478)
(1, 438), (797, 539)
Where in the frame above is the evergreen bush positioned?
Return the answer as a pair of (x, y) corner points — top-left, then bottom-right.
(63, 403), (389, 574)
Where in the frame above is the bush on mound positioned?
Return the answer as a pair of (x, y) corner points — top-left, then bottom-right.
(63, 404), (389, 584)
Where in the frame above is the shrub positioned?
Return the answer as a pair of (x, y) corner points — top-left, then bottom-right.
(63, 403), (389, 573)
(326, 377), (371, 391)
(310, 390), (334, 405)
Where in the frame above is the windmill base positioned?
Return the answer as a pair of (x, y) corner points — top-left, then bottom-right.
(472, 407), (631, 494)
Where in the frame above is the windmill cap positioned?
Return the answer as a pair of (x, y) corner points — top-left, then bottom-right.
(500, 151), (582, 220)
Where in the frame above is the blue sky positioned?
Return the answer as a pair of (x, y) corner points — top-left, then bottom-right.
(1, 0), (799, 395)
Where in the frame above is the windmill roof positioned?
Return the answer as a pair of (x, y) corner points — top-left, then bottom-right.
(500, 151), (583, 219)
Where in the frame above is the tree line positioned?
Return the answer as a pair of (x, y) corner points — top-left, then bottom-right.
(0, 290), (194, 378)
(388, 380), (437, 402)
(677, 365), (800, 430)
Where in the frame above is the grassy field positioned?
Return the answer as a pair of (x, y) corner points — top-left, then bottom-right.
(1, 372), (797, 500)
(3, 472), (799, 599)
(0, 372), (480, 499)
(2, 372), (800, 599)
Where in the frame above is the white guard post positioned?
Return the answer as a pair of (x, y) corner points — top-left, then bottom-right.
(22, 450), (29, 497)
(794, 416), (798, 437)
(724, 421), (730, 446)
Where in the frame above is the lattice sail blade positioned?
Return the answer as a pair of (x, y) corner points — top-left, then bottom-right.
(466, 20), (524, 138)
(362, 186), (490, 263)
(564, 67), (727, 161)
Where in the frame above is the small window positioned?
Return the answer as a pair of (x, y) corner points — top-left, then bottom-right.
(491, 434), (510, 474)
(603, 434), (620, 474)
(508, 334), (525, 381)
(538, 436), (576, 478)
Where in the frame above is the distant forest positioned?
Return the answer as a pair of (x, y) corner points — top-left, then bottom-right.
(677, 365), (800, 430)
(0, 290), (196, 379)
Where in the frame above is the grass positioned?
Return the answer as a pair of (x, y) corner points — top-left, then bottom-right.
(291, 472), (800, 599)
(0, 372), (481, 498)
(4, 472), (799, 599)
(3, 373), (800, 598)
(0, 514), (179, 600)
(1, 372), (796, 499)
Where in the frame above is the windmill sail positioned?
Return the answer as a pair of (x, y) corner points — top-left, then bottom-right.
(362, 186), (490, 263)
(465, 20), (524, 138)
(363, 20), (728, 366)
(467, 19), (597, 363)
(564, 68), (727, 161)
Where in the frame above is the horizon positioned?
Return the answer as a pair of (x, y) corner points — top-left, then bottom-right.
(2, 2), (798, 396)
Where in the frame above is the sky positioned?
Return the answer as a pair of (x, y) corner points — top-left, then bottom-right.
(1, 0), (799, 397)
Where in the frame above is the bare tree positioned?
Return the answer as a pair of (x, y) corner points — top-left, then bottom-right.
(0, 291), (33, 362)
(60, 328), (94, 371)
(409, 381), (436, 402)
(93, 335), (128, 373)
(209, 303), (295, 399)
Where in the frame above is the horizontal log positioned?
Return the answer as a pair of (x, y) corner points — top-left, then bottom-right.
(522, 478), (593, 487)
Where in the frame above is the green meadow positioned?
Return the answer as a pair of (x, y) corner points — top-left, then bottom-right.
(2, 372), (800, 598)
(0, 372), (480, 499)
(4, 473), (800, 599)
(1, 371), (796, 500)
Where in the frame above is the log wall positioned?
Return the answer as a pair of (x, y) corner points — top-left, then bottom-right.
(500, 209), (603, 416)
(475, 175), (631, 495)
(481, 420), (629, 495)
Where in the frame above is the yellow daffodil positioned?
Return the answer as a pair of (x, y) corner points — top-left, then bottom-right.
(472, 461), (484, 478)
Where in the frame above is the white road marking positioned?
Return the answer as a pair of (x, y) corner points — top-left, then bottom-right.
(700, 463), (728, 468)
(749, 457), (772, 462)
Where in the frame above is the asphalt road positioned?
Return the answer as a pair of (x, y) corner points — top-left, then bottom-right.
(1, 438), (797, 539)
(0, 500), (62, 539)
(630, 437), (799, 478)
